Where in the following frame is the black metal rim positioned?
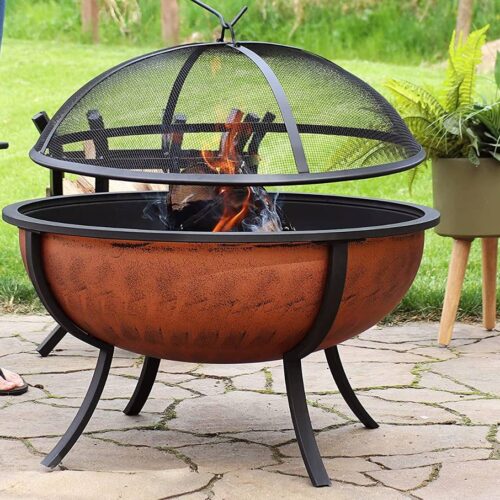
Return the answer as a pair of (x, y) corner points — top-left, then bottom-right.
(30, 147), (425, 186)
(3, 192), (440, 243)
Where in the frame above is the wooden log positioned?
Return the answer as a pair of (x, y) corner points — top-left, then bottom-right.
(162, 113), (187, 173)
(219, 108), (244, 159)
(248, 112), (276, 155)
(236, 113), (260, 156)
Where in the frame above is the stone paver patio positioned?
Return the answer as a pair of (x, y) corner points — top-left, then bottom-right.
(0, 316), (499, 499)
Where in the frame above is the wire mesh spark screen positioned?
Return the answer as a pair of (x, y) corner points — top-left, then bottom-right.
(32, 42), (424, 186)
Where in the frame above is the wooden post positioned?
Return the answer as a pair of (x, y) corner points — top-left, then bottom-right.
(81, 0), (100, 44)
(438, 238), (472, 346)
(161, 0), (179, 46)
(455, 0), (474, 44)
(482, 238), (498, 331)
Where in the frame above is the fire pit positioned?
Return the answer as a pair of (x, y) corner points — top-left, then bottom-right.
(3, 0), (439, 487)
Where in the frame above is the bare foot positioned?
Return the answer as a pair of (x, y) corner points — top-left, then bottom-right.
(0, 368), (24, 391)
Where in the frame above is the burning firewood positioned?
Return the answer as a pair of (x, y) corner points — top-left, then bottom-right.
(150, 108), (293, 233)
(70, 106), (292, 233)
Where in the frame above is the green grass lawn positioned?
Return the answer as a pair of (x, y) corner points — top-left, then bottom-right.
(0, 39), (497, 317)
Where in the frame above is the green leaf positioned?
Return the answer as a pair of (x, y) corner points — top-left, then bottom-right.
(442, 25), (489, 112)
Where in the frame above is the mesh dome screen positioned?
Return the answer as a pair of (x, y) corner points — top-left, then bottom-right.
(32, 42), (423, 185)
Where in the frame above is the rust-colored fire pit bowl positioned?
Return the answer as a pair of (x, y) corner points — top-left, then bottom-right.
(3, 191), (438, 486)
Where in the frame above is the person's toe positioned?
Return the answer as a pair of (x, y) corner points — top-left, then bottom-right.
(0, 377), (17, 391)
(1, 368), (24, 387)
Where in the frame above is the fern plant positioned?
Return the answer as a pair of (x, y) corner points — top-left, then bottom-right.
(386, 25), (499, 165)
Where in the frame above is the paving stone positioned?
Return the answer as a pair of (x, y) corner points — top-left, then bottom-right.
(367, 466), (433, 491)
(0, 320), (50, 338)
(156, 371), (197, 384)
(37, 396), (168, 413)
(221, 430), (296, 446)
(31, 436), (185, 471)
(455, 334), (500, 355)
(415, 460), (500, 499)
(111, 366), (195, 385)
(0, 336), (35, 356)
(431, 355), (500, 396)
(180, 377), (226, 395)
(54, 347), (137, 359)
(193, 361), (281, 378)
(211, 469), (407, 499)
(279, 424), (491, 458)
(445, 323), (499, 340)
(0, 315), (52, 324)
(315, 394), (458, 424)
(158, 359), (198, 374)
(418, 371), (475, 393)
(409, 346), (458, 360)
(265, 457), (382, 486)
(2, 352), (135, 375)
(0, 401), (159, 438)
(0, 439), (43, 471)
(0, 384), (46, 408)
(270, 362), (416, 393)
(181, 441), (277, 473)
(371, 448), (492, 469)
(327, 345), (427, 363)
(361, 387), (476, 404)
(169, 391), (339, 433)
(358, 323), (437, 344)
(24, 371), (194, 400)
(344, 338), (421, 352)
(443, 399), (500, 425)
(94, 429), (228, 448)
(232, 371), (268, 391)
(177, 493), (208, 500)
(0, 469), (212, 500)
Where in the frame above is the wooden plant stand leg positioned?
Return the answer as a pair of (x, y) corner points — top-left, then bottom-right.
(438, 238), (472, 346)
(482, 237), (498, 331)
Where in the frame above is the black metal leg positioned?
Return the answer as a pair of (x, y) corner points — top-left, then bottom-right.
(36, 324), (67, 357)
(283, 357), (331, 487)
(124, 356), (160, 416)
(325, 346), (378, 429)
(41, 346), (114, 468)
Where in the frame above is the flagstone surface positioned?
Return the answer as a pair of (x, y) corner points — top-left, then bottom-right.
(0, 316), (498, 499)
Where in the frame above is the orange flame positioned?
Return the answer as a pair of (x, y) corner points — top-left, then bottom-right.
(201, 116), (252, 232)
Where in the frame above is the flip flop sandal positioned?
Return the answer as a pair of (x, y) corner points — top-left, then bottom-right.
(0, 368), (28, 396)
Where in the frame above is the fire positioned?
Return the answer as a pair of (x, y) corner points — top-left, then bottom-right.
(212, 187), (252, 232)
(201, 113), (252, 232)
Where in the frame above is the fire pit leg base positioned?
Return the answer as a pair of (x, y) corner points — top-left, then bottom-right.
(41, 346), (114, 468)
(284, 357), (331, 487)
(37, 324), (67, 357)
(124, 356), (160, 416)
(325, 346), (378, 429)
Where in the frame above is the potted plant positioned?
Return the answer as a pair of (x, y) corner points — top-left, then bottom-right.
(386, 25), (499, 345)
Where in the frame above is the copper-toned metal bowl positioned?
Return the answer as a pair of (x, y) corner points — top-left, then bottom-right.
(6, 191), (437, 363)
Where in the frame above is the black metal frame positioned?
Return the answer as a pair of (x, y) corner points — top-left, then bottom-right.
(31, 111), (111, 357)
(22, 226), (379, 486)
(30, 39), (426, 186)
